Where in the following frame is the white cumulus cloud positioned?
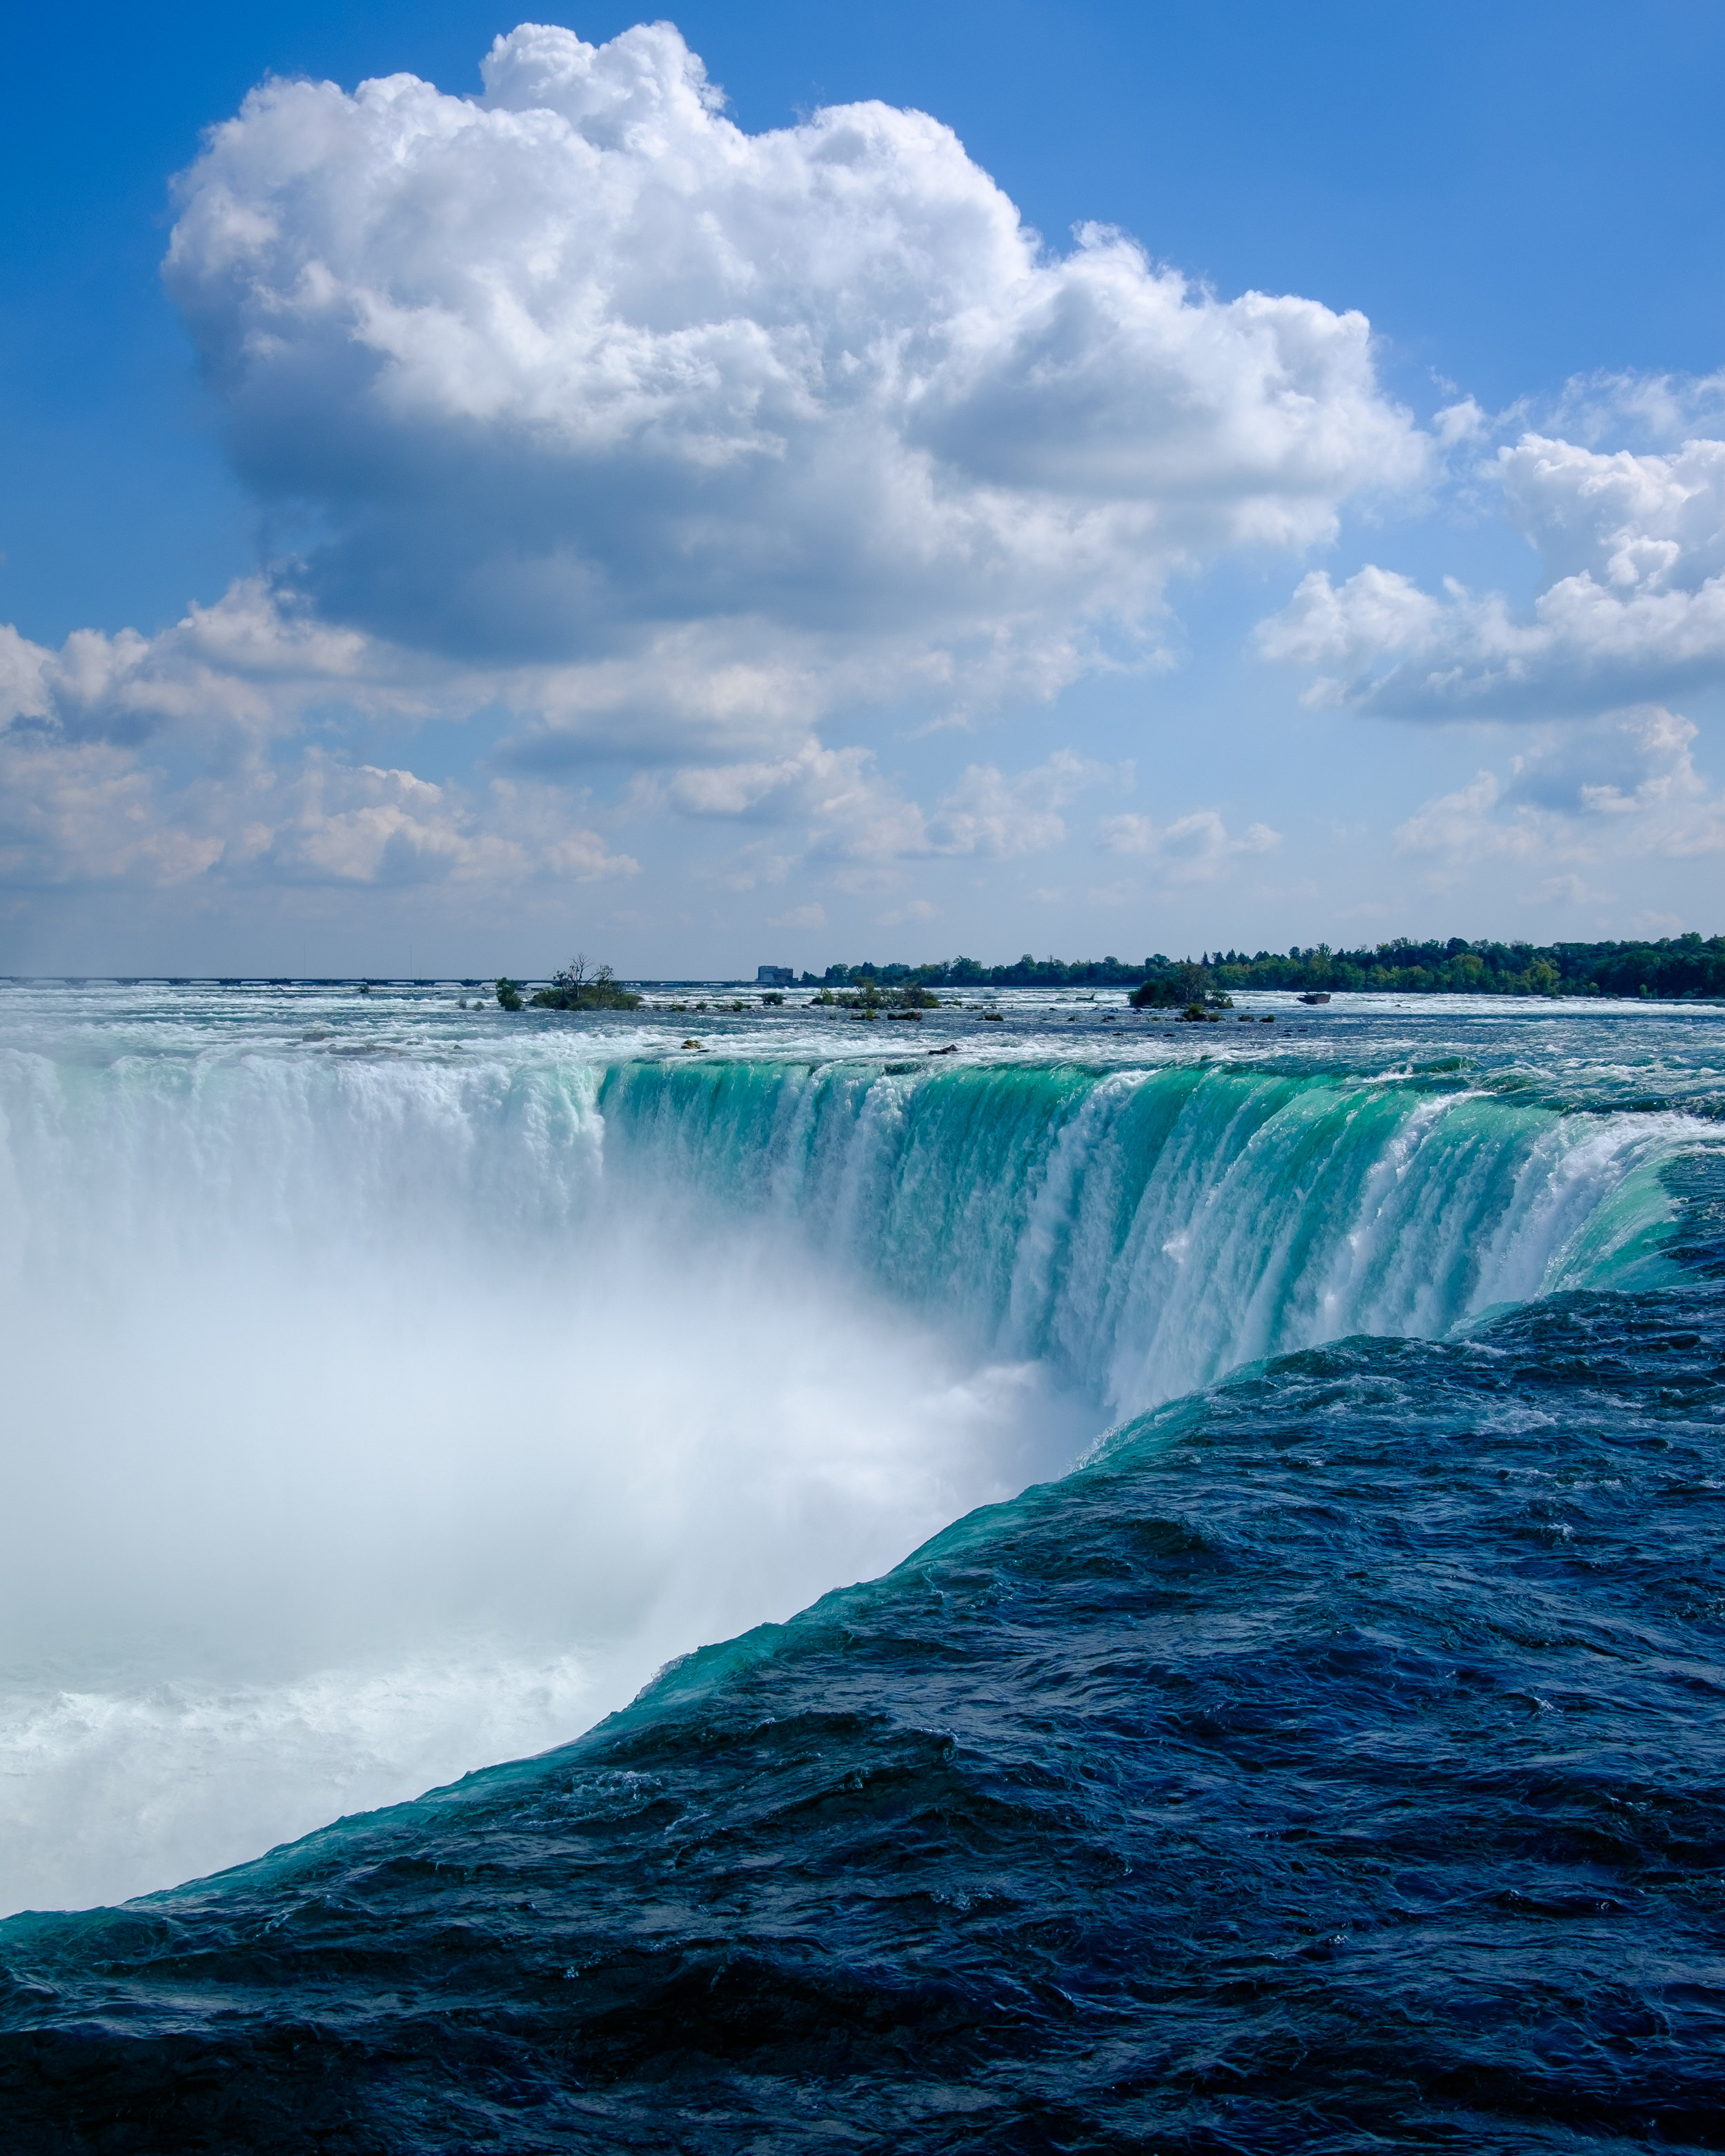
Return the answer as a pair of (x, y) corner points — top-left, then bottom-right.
(3, 18), (1425, 904)
(164, 18), (1422, 712)
(642, 742), (1118, 890)
(1098, 807), (1280, 882)
(1258, 431), (1725, 718)
(0, 594), (638, 893)
(1392, 709), (1725, 873)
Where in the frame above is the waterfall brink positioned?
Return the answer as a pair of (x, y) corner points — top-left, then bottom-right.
(0, 1025), (1708, 1913)
(4, 1046), (1686, 1400)
(598, 1058), (1688, 1410)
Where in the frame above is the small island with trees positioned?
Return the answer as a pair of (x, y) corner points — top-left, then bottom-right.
(495, 956), (642, 1012)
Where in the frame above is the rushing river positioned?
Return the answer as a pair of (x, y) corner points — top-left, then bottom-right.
(2, 981), (1722, 2150)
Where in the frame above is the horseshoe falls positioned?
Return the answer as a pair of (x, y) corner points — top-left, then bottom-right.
(3, 983), (1724, 2153)
(596, 1054), (1684, 1410)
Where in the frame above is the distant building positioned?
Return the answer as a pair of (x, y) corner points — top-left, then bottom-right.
(756, 965), (796, 985)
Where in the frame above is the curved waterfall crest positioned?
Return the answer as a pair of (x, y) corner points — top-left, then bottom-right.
(0, 996), (1719, 1918)
(598, 1056), (1692, 1409)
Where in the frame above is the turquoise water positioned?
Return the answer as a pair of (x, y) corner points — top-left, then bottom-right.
(597, 1050), (1693, 1408)
(0, 982), (1719, 1910)
(2, 983), (1724, 2146)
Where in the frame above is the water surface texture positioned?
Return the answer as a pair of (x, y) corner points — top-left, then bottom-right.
(1, 984), (1722, 2148)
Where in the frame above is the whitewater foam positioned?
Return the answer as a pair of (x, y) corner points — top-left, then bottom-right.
(1, 984), (1718, 1913)
(598, 1056), (1695, 1409)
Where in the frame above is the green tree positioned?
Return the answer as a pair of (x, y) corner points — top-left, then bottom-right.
(531, 955), (642, 1011)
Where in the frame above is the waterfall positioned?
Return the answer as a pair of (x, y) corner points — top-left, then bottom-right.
(0, 1027), (1706, 1912)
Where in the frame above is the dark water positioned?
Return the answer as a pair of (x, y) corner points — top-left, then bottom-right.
(5, 1280), (1724, 2151)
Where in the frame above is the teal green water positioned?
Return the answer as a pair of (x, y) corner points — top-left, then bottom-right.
(0, 984), (1719, 1923)
(598, 1054), (1695, 1409)
(2, 987), (1724, 2146)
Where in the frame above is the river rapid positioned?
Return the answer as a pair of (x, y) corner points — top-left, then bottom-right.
(1, 980), (1722, 2150)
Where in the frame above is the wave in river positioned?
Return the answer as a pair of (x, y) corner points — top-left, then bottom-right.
(0, 1020), (1714, 1913)
(5, 1284), (1721, 2151)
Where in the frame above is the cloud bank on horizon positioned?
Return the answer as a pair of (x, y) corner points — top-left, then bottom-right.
(1, 19), (1722, 955)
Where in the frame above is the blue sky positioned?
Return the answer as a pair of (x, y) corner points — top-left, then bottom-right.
(3, 1), (1723, 975)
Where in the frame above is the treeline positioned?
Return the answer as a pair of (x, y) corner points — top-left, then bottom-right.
(807, 954), (1151, 989)
(806, 933), (1725, 1000)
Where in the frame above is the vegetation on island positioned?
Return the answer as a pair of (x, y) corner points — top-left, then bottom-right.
(529, 956), (642, 1011)
(808, 980), (939, 1019)
(802, 933), (1725, 1002)
(489, 956), (642, 1011)
(1130, 962), (1232, 1013)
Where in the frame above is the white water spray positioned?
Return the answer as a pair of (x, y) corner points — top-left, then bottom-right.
(0, 996), (1708, 1913)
